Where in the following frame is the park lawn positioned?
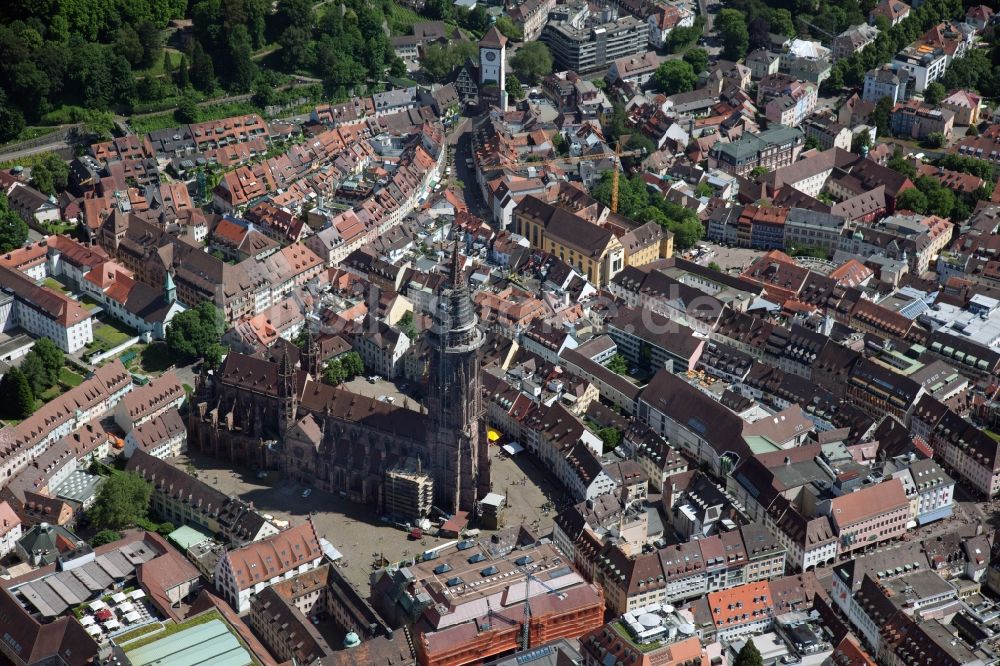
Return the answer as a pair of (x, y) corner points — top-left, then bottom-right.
(59, 367), (84, 387)
(43, 220), (78, 235)
(135, 49), (184, 79)
(38, 385), (62, 402)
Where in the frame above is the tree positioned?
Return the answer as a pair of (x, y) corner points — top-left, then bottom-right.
(323, 359), (347, 385)
(398, 311), (418, 339)
(203, 343), (226, 370)
(510, 42), (553, 84)
(923, 131), (945, 149)
(388, 56), (407, 79)
(671, 216), (705, 249)
(494, 16), (523, 41)
(30, 153), (69, 196)
(280, 24), (313, 70)
(464, 6), (490, 35)
(421, 43), (460, 80)
(717, 9), (750, 61)
(872, 96), (893, 137)
(136, 21), (164, 69)
(175, 54), (190, 88)
(923, 81), (945, 105)
(887, 155), (917, 178)
(596, 426), (621, 449)
(708, 261), (722, 271)
(665, 17), (705, 53)
(29, 337), (63, 390)
(506, 73), (525, 100)
(552, 132), (568, 156)
(175, 93), (199, 124)
(81, 110), (116, 140)
(20, 353), (49, 397)
(90, 473), (152, 530)
(653, 60), (697, 95)
(695, 182), (714, 198)
(341, 351), (364, 379)
(275, 0), (314, 33)
(226, 25), (257, 92)
(190, 40), (216, 92)
(683, 48), (709, 75)
(734, 641), (763, 666)
(90, 530), (123, 547)
(0, 103), (25, 144)
(607, 354), (629, 375)
(0, 366), (34, 419)
(165, 301), (225, 361)
(115, 26), (144, 68)
(425, 0), (453, 21)
(0, 192), (29, 253)
(896, 187), (928, 213)
(851, 131), (872, 154)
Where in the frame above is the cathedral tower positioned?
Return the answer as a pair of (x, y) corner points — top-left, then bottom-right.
(300, 325), (319, 378)
(278, 346), (297, 435)
(426, 241), (490, 514)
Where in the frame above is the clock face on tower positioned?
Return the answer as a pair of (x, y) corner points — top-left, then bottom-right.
(485, 51), (497, 62)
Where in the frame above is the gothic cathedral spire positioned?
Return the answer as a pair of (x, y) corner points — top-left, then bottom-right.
(278, 346), (297, 435)
(426, 239), (491, 514)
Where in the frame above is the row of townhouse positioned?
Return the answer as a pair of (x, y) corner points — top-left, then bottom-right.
(0, 360), (132, 483)
(558, 518), (786, 616)
(126, 450), (281, 551)
(829, 542), (988, 665)
(729, 439), (955, 571)
(912, 394), (1000, 497)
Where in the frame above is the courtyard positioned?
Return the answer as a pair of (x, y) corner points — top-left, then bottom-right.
(172, 439), (565, 590)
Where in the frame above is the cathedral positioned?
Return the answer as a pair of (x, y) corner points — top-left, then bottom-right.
(187, 249), (491, 516)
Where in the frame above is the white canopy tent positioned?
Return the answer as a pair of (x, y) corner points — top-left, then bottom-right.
(502, 442), (524, 456)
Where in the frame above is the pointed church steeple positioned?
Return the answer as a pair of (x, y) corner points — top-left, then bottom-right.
(300, 324), (319, 378)
(165, 270), (176, 304)
(278, 346), (296, 435)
